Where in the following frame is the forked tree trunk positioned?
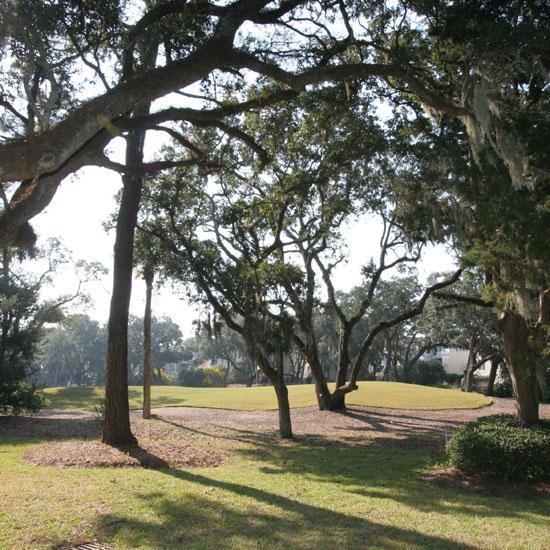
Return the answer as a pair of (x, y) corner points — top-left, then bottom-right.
(499, 310), (540, 425)
(485, 357), (499, 396)
(142, 264), (154, 419)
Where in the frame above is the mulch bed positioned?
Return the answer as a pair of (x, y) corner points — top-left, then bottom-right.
(7, 397), (550, 471)
(422, 467), (550, 498)
(23, 439), (226, 469)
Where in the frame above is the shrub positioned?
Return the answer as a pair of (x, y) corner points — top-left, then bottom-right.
(178, 365), (226, 387)
(201, 366), (226, 387)
(408, 360), (446, 386)
(178, 367), (205, 387)
(0, 377), (45, 415)
(446, 415), (550, 482)
(443, 373), (462, 386)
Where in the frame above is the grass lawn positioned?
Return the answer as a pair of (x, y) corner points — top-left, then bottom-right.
(43, 381), (490, 411)
(0, 416), (548, 549)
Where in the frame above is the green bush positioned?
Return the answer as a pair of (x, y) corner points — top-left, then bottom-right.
(0, 377), (45, 415)
(446, 415), (550, 482)
(492, 366), (514, 397)
(178, 365), (226, 387)
(407, 360), (446, 386)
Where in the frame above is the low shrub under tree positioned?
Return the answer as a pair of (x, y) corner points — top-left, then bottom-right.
(446, 415), (550, 482)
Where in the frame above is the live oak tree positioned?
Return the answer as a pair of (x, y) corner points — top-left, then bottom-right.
(139, 164), (296, 438)
(220, 94), (462, 411)
(377, 1), (549, 424)
(2, 0), (547, 434)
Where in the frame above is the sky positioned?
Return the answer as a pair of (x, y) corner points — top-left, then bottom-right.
(32, 157), (457, 338)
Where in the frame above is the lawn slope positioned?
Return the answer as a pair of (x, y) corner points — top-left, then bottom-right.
(44, 382), (490, 411)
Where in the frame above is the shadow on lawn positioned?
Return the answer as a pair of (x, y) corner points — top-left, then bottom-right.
(94, 468), (478, 549)
(0, 415), (101, 441)
(234, 437), (549, 520)
(45, 385), (103, 409)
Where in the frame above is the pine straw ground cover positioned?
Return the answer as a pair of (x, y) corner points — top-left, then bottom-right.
(1, 399), (549, 549)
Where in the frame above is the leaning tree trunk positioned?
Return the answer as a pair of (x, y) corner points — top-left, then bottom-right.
(485, 357), (499, 397)
(274, 346), (292, 439)
(462, 337), (477, 393)
(499, 310), (540, 425)
(274, 379), (293, 439)
(330, 325), (351, 411)
(142, 263), (154, 420)
(302, 329), (336, 411)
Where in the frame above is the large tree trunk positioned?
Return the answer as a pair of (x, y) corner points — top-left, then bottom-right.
(102, 167), (143, 445)
(302, 331), (336, 411)
(274, 379), (293, 439)
(142, 264), (154, 420)
(499, 310), (540, 425)
(330, 325), (351, 411)
(274, 346), (292, 438)
(102, 38), (158, 446)
(485, 357), (499, 397)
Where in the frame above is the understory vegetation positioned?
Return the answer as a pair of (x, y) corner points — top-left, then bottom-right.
(446, 415), (550, 482)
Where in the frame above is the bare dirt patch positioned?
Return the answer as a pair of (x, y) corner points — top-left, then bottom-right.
(6, 396), (550, 470)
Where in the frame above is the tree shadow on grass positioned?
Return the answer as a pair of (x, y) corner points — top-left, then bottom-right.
(43, 385), (103, 409)
(0, 415), (100, 442)
(93, 469), (477, 549)
(155, 416), (278, 446)
(112, 443), (170, 469)
(346, 408), (471, 427)
(234, 438), (550, 522)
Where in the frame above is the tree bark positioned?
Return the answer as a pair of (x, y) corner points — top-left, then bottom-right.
(102, 166), (142, 445)
(274, 345), (292, 438)
(499, 310), (540, 425)
(0, 248), (10, 372)
(462, 337), (477, 392)
(485, 357), (499, 396)
(274, 380), (293, 439)
(142, 263), (154, 419)
(102, 35), (159, 445)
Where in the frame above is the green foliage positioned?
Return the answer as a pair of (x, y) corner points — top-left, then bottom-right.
(406, 359), (445, 387)
(493, 381), (514, 398)
(37, 314), (106, 387)
(0, 377), (44, 415)
(178, 367), (205, 388)
(178, 365), (225, 388)
(492, 365), (514, 398)
(446, 415), (550, 482)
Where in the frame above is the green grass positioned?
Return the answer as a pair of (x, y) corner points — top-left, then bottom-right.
(43, 382), (490, 411)
(0, 428), (547, 549)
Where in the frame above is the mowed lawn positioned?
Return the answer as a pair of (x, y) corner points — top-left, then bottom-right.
(43, 381), (491, 411)
(1, 414), (548, 549)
